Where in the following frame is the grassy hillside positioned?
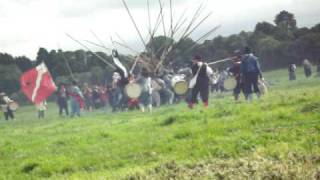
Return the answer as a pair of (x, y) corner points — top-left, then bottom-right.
(0, 68), (320, 179)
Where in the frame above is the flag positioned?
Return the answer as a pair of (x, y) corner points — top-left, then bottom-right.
(112, 50), (128, 78)
(20, 63), (57, 104)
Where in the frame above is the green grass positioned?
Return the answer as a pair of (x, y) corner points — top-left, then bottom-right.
(0, 68), (320, 179)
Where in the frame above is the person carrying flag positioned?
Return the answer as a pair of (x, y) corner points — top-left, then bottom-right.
(110, 50), (129, 112)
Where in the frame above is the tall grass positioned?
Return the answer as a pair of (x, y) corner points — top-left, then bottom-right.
(0, 68), (319, 179)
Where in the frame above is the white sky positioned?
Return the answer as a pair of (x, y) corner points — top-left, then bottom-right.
(0, 0), (319, 59)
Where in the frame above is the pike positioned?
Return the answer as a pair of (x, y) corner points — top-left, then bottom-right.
(181, 25), (220, 56)
(121, 0), (147, 47)
(172, 7), (188, 35)
(85, 40), (112, 52)
(66, 33), (116, 69)
(155, 3), (208, 71)
(61, 51), (76, 80)
(56, 42), (76, 80)
(182, 11), (213, 39)
(147, 0), (152, 35)
(207, 57), (236, 66)
(169, 0), (173, 36)
(178, 2), (205, 40)
(113, 41), (140, 54)
(114, 33), (140, 54)
(90, 30), (110, 52)
(148, 0), (164, 40)
(158, 0), (166, 37)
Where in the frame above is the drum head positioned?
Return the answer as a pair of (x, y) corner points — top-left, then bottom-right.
(9, 102), (19, 111)
(173, 81), (188, 95)
(125, 83), (142, 98)
(224, 78), (237, 90)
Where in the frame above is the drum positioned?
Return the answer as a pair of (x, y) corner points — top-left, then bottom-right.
(8, 102), (19, 111)
(124, 83), (142, 99)
(223, 78), (237, 90)
(171, 75), (188, 95)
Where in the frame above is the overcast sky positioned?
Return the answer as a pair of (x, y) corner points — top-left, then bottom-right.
(0, 0), (319, 59)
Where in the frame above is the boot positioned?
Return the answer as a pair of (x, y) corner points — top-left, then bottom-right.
(203, 101), (208, 108)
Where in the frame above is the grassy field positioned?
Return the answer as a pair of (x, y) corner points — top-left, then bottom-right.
(0, 68), (320, 179)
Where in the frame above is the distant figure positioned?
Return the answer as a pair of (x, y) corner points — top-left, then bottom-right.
(83, 84), (93, 112)
(110, 71), (128, 112)
(92, 86), (101, 109)
(0, 92), (15, 120)
(57, 84), (69, 116)
(68, 81), (84, 117)
(288, 62), (297, 81)
(160, 74), (174, 105)
(137, 70), (153, 113)
(303, 59), (312, 78)
(36, 101), (47, 119)
(217, 70), (228, 93)
(188, 55), (213, 108)
(240, 47), (263, 101)
(229, 51), (243, 101)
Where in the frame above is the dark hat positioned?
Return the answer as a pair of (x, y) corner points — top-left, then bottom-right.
(244, 47), (251, 54)
(193, 55), (202, 61)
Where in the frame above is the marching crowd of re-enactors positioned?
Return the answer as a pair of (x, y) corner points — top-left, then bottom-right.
(1, 47), (320, 121)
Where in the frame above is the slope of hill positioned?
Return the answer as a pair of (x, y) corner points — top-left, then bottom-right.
(0, 68), (319, 179)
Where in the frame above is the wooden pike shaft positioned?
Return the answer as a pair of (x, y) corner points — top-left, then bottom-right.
(85, 40), (112, 51)
(121, 0), (147, 47)
(158, 0), (166, 37)
(207, 57), (236, 65)
(66, 33), (116, 69)
(90, 30), (110, 51)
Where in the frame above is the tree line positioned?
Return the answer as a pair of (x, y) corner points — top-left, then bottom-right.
(1, 10), (320, 95)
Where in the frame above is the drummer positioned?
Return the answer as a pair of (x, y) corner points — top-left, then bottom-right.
(228, 50), (243, 101)
(0, 92), (15, 120)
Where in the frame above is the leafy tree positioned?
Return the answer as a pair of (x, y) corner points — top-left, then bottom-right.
(274, 10), (297, 31)
(14, 56), (33, 72)
(255, 22), (277, 36)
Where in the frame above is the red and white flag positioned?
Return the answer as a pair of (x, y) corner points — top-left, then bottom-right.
(20, 63), (57, 104)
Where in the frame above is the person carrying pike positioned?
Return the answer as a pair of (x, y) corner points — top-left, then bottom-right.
(228, 50), (243, 101)
(240, 47), (263, 101)
(188, 55), (213, 109)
